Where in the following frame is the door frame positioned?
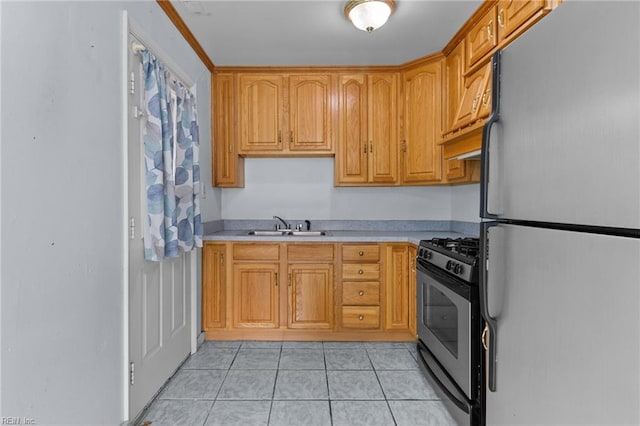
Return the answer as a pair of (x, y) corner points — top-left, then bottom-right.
(120, 11), (198, 423)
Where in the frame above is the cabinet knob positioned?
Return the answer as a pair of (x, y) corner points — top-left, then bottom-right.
(359, 251), (364, 256)
(358, 315), (364, 321)
(358, 269), (364, 275)
(359, 291), (364, 296)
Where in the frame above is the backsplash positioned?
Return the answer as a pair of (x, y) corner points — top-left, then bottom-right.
(203, 219), (479, 236)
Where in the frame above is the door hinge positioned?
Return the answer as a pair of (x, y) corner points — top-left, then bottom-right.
(129, 72), (135, 95)
(132, 105), (144, 119)
(129, 217), (135, 240)
(129, 362), (135, 385)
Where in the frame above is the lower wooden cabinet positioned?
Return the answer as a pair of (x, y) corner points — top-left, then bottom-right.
(342, 306), (381, 329)
(232, 262), (280, 328)
(287, 243), (335, 329)
(202, 242), (226, 329)
(202, 241), (417, 340)
(384, 244), (410, 331)
(339, 244), (382, 330)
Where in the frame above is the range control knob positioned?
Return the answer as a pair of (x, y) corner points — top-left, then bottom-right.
(418, 248), (425, 258)
(446, 260), (453, 271)
(425, 250), (432, 259)
(454, 264), (464, 275)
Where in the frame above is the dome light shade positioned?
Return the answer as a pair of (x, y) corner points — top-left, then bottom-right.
(345, 0), (396, 33)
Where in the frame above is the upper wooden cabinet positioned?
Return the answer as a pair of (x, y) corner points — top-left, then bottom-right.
(212, 73), (244, 187)
(210, 2), (560, 187)
(497, 0), (549, 41)
(237, 73), (334, 156)
(237, 74), (285, 153)
(336, 73), (398, 186)
(466, 7), (498, 69)
(466, 0), (557, 69)
(289, 75), (334, 152)
(401, 59), (443, 184)
(451, 61), (492, 131)
(445, 41), (466, 134)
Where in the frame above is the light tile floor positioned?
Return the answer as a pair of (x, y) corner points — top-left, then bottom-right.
(136, 341), (456, 426)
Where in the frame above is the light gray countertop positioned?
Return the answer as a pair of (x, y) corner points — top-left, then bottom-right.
(203, 230), (471, 245)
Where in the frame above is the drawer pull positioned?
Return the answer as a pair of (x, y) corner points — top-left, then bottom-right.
(359, 251), (364, 256)
(358, 269), (364, 275)
(358, 315), (364, 321)
(359, 291), (364, 296)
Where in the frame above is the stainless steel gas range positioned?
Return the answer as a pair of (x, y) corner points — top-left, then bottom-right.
(415, 237), (483, 426)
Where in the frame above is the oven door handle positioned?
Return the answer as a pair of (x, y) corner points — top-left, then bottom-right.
(417, 343), (471, 414)
(481, 221), (499, 392)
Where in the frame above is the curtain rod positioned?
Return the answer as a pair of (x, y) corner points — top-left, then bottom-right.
(131, 41), (146, 54)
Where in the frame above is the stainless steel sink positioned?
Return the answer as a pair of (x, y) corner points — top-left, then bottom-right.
(246, 230), (328, 237)
(289, 231), (327, 236)
(247, 230), (290, 236)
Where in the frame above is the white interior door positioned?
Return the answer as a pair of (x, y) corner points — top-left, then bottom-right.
(128, 35), (191, 420)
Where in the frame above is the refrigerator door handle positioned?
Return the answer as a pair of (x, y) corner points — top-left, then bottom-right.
(480, 50), (502, 219)
(480, 221), (499, 392)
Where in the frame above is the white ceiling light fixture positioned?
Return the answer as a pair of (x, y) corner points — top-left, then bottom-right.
(345, 0), (396, 33)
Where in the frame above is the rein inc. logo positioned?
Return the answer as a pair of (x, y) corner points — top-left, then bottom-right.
(1, 418), (35, 425)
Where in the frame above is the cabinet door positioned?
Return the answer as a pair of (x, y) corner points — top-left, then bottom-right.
(466, 7), (498, 68)
(289, 74), (333, 152)
(476, 61), (493, 120)
(232, 262), (279, 328)
(408, 245), (417, 336)
(384, 244), (410, 331)
(336, 74), (368, 184)
(444, 41), (466, 135)
(451, 62), (492, 130)
(202, 243), (226, 329)
(288, 264), (334, 329)
(445, 158), (467, 180)
(238, 74), (284, 153)
(401, 60), (443, 183)
(369, 73), (398, 184)
(213, 73), (244, 187)
(497, 0), (546, 41)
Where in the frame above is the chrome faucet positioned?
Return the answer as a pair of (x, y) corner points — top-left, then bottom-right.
(273, 215), (291, 230)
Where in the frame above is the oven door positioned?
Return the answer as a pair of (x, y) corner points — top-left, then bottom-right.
(416, 259), (474, 399)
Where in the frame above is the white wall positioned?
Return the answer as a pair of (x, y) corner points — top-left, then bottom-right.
(0, 1), (215, 423)
(451, 183), (481, 222)
(222, 158), (454, 220)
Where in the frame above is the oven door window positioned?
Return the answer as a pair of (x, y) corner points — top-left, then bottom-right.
(425, 285), (459, 358)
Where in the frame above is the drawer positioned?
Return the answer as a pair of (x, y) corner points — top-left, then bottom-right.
(287, 244), (334, 262)
(232, 243), (280, 261)
(342, 306), (380, 329)
(342, 263), (380, 280)
(342, 244), (380, 262)
(342, 282), (380, 305)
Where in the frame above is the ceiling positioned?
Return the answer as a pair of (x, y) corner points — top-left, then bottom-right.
(170, 0), (483, 67)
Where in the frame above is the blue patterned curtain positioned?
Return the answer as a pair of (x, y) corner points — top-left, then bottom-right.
(141, 51), (202, 261)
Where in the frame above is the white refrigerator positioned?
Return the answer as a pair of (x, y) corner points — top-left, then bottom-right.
(480, 1), (640, 425)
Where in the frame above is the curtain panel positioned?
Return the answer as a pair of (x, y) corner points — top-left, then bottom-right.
(141, 51), (202, 261)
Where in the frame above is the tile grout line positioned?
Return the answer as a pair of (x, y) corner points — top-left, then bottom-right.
(201, 343), (242, 425)
(366, 345), (400, 426)
(322, 343), (333, 426)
